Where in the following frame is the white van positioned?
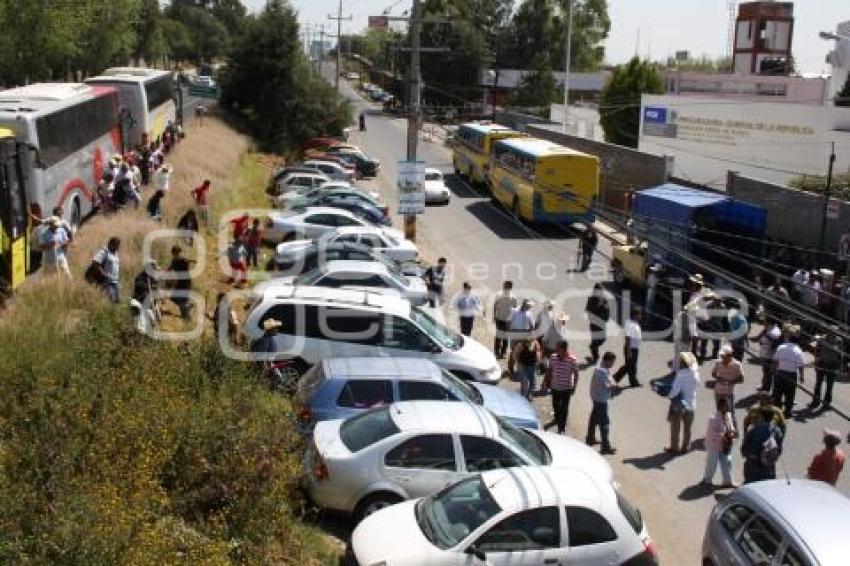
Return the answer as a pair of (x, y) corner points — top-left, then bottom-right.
(243, 285), (502, 383)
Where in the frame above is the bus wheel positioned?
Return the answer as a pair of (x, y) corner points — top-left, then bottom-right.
(70, 199), (82, 232)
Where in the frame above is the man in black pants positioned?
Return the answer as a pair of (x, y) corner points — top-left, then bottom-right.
(547, 341), (580, 434)
(614, 309), (642, 387)
(772, 331), (805, 418)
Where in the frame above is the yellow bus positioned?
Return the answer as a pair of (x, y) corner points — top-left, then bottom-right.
(451, 122), (525, 185)
(489, 137), (599, 225)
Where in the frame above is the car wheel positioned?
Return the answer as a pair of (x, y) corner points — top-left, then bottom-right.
(354, 492), (403, 523)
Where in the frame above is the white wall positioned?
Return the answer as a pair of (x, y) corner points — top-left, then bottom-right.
(639, 94), (850, 190)
(548, 104), (605, 141)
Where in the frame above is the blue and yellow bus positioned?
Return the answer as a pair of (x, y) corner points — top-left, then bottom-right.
(489, 137), (599, 225)
(452, 122), (525, 185)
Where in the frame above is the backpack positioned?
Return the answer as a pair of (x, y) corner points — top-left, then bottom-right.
(759, 429), (780, 467)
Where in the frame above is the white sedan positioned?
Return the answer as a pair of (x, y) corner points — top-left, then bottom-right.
(424, 168), (450, 204)
(263, 207), (374, 243)
(275, 226), (417, 263)
(306, 401), (612, 522)
(350, 466), (657, 566)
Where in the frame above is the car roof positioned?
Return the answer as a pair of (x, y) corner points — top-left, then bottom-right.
(322, 357), (443, 380)
(300, 206), (360, 218)
(320, 260), (391, 275)
(333, 225), (383, 236)
(736, 479), (850, 562)
(304, 159), (344, 168)
(256, 283), (411, 314)
(283, 172), (327, 180)
(478, 466), (607, 513)
(388, 401), (498, 437)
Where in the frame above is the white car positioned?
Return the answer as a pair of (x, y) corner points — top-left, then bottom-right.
(264, 207), (374, 242)
(243, 285), (502, 383)
(350, 466), (657, 566)
(275, 226), (418, 263)
(260, 260), (429, 305)
(275, 172), (331, 194)
(273, 184), (382, 210)
(301, 159), (356, 182)
(307, 401), (613, 523)
(423, 169), (450, 204)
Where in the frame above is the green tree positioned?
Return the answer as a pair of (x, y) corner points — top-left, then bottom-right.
(221, 0), (350, 151)
(135, 0), (167, 66)
(164, 5), (229, 63)
(599, 56), (664, 148)
(836, 75), (850, 107)
(511, 54), (558, 111)
(161, 17), (195, 63)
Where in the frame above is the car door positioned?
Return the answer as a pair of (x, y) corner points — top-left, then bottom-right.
(459, 435), (527, 475)
(376, 315), (437, 359)
(562, 506), (619, 564)
(334, 379), (394, 420)
(302, 213), (337, 239)
(467, 507), (564, 566)
(382, 434), (459, 499)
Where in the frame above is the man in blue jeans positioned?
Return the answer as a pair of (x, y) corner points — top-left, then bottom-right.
(587, 351), (619, 455)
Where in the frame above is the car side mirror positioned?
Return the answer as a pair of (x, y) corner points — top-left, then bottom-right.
(465, 544), (486, 561)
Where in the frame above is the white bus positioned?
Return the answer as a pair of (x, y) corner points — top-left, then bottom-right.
(85, 67), (181, 149)
(0, 83), (122, 231)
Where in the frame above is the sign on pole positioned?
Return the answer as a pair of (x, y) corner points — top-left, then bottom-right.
(839, 233), (850, 261)
(397, 160), (425, 215)
(368, 16), (388, 28)
(826, 199), (841, 220)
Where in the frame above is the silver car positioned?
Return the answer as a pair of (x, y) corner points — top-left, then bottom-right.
(702, 479), (850, 566)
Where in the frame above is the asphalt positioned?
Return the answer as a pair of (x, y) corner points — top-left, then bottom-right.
(325, 68), (850, 563)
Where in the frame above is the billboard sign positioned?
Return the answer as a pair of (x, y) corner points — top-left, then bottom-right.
(369, 16), (389, 28)
(397, 161), (425, 215)
(642, 106), (678, 138)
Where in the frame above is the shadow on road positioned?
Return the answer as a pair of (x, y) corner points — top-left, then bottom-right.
(463, 201), (583, 241)
(623, 450), (678, 471)
(679, 482), (716, 501)
(445, 174), (483, 199)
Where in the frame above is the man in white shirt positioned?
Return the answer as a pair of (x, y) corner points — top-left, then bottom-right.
(613, 309), (642, 387)
(492, 280), (517, 359)
(453, 282), (482, 337)
(772, 334), (806, 418)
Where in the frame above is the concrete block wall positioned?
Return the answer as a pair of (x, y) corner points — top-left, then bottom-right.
(726, 171), (849, 251)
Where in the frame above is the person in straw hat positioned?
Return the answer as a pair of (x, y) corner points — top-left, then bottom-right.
(667, 351), (701, 454)
(807, 429), (845, 486)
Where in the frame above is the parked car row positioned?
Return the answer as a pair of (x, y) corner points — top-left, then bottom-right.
(362, 83), (394, 104)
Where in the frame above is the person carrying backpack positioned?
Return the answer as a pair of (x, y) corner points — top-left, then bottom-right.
(741, 407), (784, 484)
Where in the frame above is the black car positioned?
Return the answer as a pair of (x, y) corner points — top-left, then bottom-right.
(324, 148), (380, 177)
(268, 241), (420, 277)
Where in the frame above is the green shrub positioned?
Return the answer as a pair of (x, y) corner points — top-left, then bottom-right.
(0, 285), (337, 564)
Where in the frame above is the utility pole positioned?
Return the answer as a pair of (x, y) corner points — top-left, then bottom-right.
(404, 0), (422, 241)
(562, 0), (573, 134)
(818, 141), (837, 252)
(329, 0), (352, 91)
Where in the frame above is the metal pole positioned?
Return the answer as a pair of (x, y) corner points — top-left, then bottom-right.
(335, 0), (342, 90)
(405, 0), (422, 241)
(818, 141), (837, 251)
(562, 0), (573, 133)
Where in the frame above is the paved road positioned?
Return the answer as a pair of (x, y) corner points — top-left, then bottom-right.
(329, 71), (850, 563)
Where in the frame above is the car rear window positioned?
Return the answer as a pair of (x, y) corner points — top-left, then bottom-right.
(339, 406), (400, 452)
(337, 379), (394, 408)
(615, 487), (644, 534)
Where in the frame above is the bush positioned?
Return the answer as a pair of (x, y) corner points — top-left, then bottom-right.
(0, 286), (335, 563)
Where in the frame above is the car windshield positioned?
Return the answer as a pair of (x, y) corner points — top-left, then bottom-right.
(410, 307), (462, 350)
(293, 269), (324, 286)
(441, 370), (483, 404)
(415, 476), (502, 550)
(496, 415), (550, 465)
(339, 406), (400, 452)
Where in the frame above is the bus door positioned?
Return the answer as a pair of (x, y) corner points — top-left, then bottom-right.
(0, 135), (29, 291)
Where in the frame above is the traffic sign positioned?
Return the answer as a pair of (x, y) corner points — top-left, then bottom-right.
(397, 160), (425, 215)
(839, 233), (850, 261)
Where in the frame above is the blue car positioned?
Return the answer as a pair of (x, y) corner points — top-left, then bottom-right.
(295, 357), (540, 432)
(315, 196), (391, 226)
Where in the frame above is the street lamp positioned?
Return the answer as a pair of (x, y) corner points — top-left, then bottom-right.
(562, 0), (573, 134)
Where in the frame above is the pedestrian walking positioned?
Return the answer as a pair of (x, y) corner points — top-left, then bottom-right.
(586, 352), (619, 455)
(245, 218), (263, 268)
(810, 327), (844, 410)
(492, 281), (516, 359)
(423, 257), (447, 307)
(453, 282), (482, 336)
(671, 306), (696, 373)
(699, 295), (725, 361)
(741, 407), (784, 484)
(39, 216), (71, 279)
(546, 340), (579, 434)
(130, 261), (161, 334)
(191, 179), (212, 226)
(807, 429), (845, 486)
(229, 213), (252, 240)
(536, 300), (566, 358)
(227, 235), (248, 287)
(147, 189), (165, 221)
(209, 291), (239, 345)
(702, 397), (737, 488)
(728, 304), (748, 361)
(250, 318), (286, 389)
(509, 332), (542, 400)
(743, 391), (786, 436)
(666, 352), (700, 453)
(579, 224), (598, 272)
(757, 323), (782, 392)
(644, 262), (662, 323)
(585, 283), (610, 364)
(613, 309), (642, 387)
(772, 331), (805, 418)
(712, 344), (744, 426)
(85, 237), (121, 303)
(359, 112), (366, 131)
(167, 245), (193, 320)
(153, 163), (172, 193)
(177, 209), (200, 244)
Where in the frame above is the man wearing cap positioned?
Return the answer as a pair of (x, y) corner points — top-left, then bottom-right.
(251, 318), (285, 387)
(807, 429), (845, 486)
(536, 299), (566, 358)
(772, 332), (805, 418)
(39, 216), (71, 279)
(712, 344), (744, 426)
(510, 299), (535, 353)
(758, 323), (782, 392)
